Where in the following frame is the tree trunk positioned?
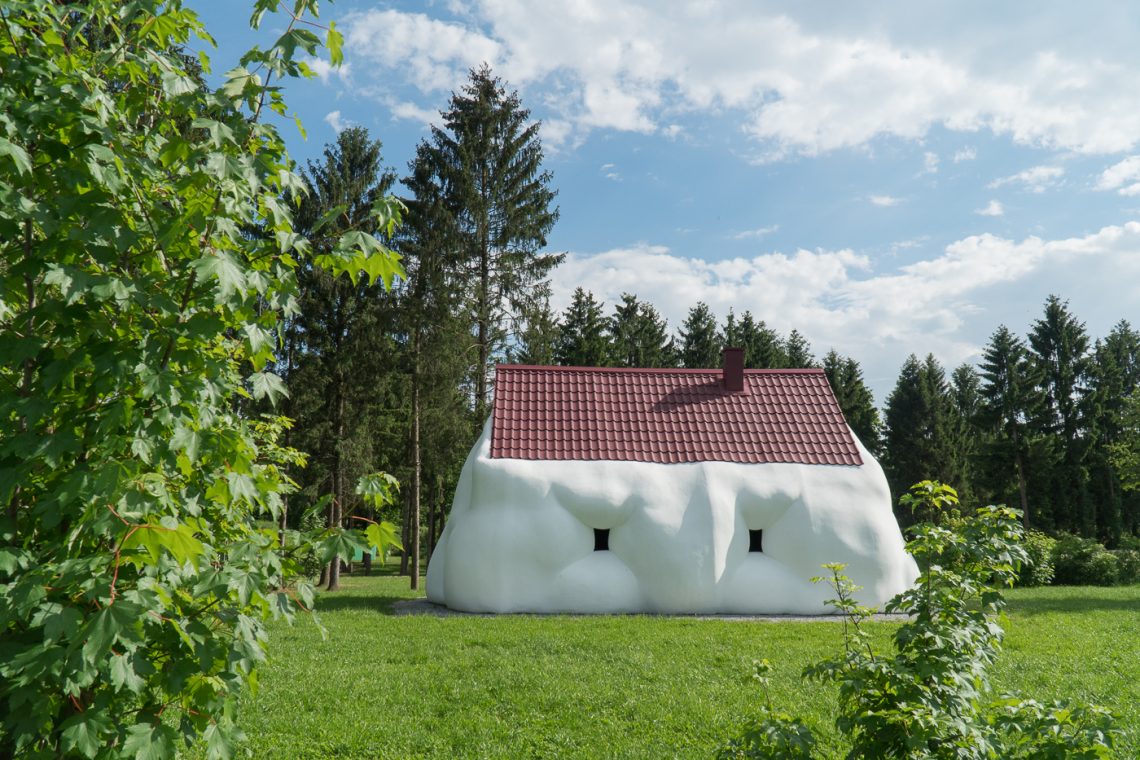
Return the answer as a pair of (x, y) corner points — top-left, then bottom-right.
(327, 381), (345, 591)
(475, 167), (491, 424)
(410, 331), (423, 590)
(399, 487), (410, 576)
(427, 475), (438, 557)
(1013, 425), (1031, 529)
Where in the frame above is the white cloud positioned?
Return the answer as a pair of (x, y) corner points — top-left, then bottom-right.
(549, 222), (1140, 399)
(303, 56), (351, 84)
(324, 110), (348, 133)
(870, 195), (903, 207)
(953, 147), (977, 162)
(600, 163), (621, 181)
(988, 165), (1064, 193)
(389, 100), (441, 126)
(732, 225), (780, 240)
(1096, 156), (1140, 196)
(975, 199), (1004, 216)
(343, 9), (502, 93)
(341, 4), (1140, 156)
(922, 151), (940, 174)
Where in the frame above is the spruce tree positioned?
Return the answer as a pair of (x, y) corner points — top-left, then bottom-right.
(610, 293), (675, 367)
(977, 325), (1041, 526)
(783, 329), (816, 368)
(679, 301), (722, 368)
(417, 65), (562, 423)
(1085, 321), (1140, 541)
(736, 311), (787, 368)
(555, 288), (612, 366)
(882, 354), (965, 517)
(950, 363), (983, 505)
(401, 135), (477, 587)
(290, 126), (398, 590)
(512, 291), (560, 365)
(822, 350), (881, 453)
(1028, 295), (1092, 534)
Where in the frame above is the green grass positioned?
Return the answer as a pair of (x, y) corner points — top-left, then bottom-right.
(215, 575), (1140, 759)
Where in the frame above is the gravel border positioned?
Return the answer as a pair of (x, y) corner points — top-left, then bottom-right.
(392, 597), (909, 622)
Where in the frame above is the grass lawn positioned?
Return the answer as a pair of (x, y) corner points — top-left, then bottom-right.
(214, 574), (1140, 759)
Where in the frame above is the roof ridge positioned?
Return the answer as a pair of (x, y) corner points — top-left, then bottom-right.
(496, 364), (826, 375)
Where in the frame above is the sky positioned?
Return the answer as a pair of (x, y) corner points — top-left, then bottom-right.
(191, 1), (1140, 402)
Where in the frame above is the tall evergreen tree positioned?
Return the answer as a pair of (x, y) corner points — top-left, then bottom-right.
(609, 293), (675, 367)
(401, 135), (477, 588)
(511, 290), (560, 365)
(289, 126), (398, 590)
(783, 329), (816, 368)
(1027, 295), (1091, 534)
(416, 65), (562, 424)
(679, 301), (722, 368)
(736, 311), (786, 368)
(555, 288), (612, 366)
(882, 354), (967, 518)
(977, 325), (1041, 526)
(822, 350), (881, 453)
(1085, 321), (1140, 541)
(949, 363), (983, 505)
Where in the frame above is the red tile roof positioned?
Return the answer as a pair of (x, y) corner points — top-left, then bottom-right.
(490, 365), (862, 466)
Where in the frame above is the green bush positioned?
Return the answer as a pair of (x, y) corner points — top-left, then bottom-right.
(1052, 533), (1121, 585)
(1016, 530), (1057, 587)
(723, 481), (1119, 758)
(1117, 533), (1140, 552)
(1112, 549), (1140, 585)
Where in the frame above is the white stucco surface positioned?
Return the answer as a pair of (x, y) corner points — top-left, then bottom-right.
(426, 419), (918, 614)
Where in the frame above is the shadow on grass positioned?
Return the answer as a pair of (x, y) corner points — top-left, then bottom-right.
(1007, 592), (1140, 617)
(313, 593), (415, 615)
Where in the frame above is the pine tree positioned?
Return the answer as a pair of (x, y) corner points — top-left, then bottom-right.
(977, 325), (1041, 526)
(1028, 295), (1091, 534)
(882, 354), (966, 518)
(783, 329), (816, 368)
(401, 134), (477, 588)
(1085, 321), (1140, 541)
(511, 290), (560, 365)
(736, 311), (786, 368)
(679, 301), (722, 368)
(609, 293), (676, 367)
(417, 65), (562, 424)
(950, 363), (983, 505)
(289, 126), (398, 591)
(822, 350), (881, 453)
(555, 288), (612, 366)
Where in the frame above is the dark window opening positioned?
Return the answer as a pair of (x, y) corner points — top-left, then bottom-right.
(594, 528), (610, 551)
(748, 529), (764, 553)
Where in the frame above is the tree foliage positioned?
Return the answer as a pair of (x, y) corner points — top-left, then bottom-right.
(0, 2), (400, 756)
(609, 293), (676, 368)
(822, 350), (881, 453)
(556, 287), (612, 366)
(678, 301), (721, 368)
(723, 482), (1118, 759)
(416, 64), (562, 422)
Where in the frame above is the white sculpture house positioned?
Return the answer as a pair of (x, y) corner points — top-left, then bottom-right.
(426, 348), (917, 614)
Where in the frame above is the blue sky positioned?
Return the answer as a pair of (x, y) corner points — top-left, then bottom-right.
(192, 1), (1140, 401)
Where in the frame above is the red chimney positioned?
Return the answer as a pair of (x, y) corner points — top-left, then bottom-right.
(723, 347), (744, 392)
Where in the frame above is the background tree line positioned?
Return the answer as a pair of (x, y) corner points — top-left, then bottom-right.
(282, 70), (1138, 592)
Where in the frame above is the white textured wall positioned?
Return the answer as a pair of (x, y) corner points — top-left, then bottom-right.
(426, 419), (917, 614)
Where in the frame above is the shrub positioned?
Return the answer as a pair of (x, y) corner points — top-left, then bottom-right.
(723, 482), (1119, 758)
(1016, 530), (1057, 587)
(1052, 533), (1120, 585)
(1112, 549), (1140, 585)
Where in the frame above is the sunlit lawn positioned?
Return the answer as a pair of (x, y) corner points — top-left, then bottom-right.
(210, 573), (1140, 759)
